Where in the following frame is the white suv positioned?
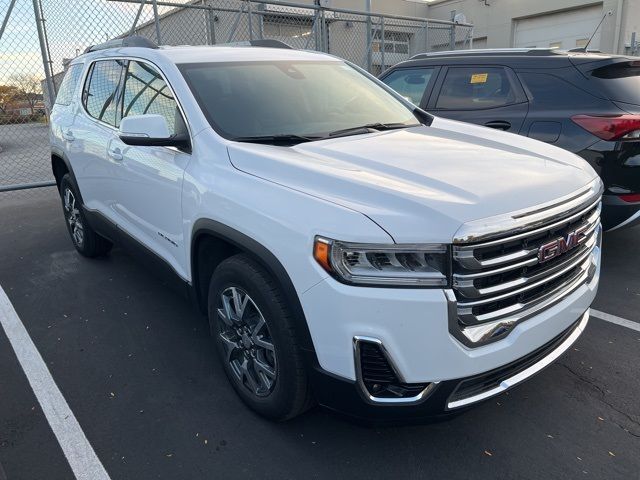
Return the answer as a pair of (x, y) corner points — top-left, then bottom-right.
(50, 37), (602, 421)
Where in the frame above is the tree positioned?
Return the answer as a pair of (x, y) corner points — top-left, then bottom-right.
(9, 74), (43, 114)
(0, 85), (21, 114)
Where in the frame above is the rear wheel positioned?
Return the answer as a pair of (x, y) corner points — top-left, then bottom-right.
(60, 174), (112, 257)
(208, 254), (313, 420)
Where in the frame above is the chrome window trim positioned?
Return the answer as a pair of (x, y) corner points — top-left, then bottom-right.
(352, 336), (438, 405)
(453, 179), (603, 245)
(447, 310), (589, 410)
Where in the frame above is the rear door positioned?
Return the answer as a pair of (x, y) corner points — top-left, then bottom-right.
(379, 66), (439, 107)
(427, 65), (529, 133)
(50, 63), (84, 159)
(71, 59), (126, 216)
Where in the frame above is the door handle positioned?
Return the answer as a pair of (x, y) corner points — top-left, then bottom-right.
(108, 147), (123, 161)
(484, 120), (511, 131)
(62, 130), (75, 142)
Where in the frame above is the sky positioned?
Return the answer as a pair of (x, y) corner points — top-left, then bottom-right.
(0, 0), (439, 84)
(0, 0), (174, 83)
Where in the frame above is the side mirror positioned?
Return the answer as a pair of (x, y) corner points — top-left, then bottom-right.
(119, 114), (190, 151)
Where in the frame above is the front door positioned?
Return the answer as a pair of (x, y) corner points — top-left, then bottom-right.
(108, 60), (191, 278)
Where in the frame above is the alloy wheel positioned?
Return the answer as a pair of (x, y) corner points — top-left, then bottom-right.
(64, 187), (84, 247)
(217, 286), (277, 397)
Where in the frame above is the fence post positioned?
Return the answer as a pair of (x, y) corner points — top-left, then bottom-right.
(247, 0), (253, 41)
(151, 0), (161, 44)
(31, 0), (56, 106)
(365, 0), (372, 72)
(227, 3), (244, 42)
(129, 0), (147, 36)
(257, 2), (264, 40)
(206, 4), (217, 44)
(0, 0), (18, 42)
(380, 16), (385, 72)
(321, 8), (327, 53)
(424, 20), (429, 53)
(306, 9), (319, 50)
(449, 10), (456, 50)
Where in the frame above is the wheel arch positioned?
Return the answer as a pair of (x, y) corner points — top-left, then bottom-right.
(191, 219), (316, 353)
(51, 147), (84, 203)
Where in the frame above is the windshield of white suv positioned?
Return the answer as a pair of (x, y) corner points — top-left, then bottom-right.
(178, 60), (420, 143)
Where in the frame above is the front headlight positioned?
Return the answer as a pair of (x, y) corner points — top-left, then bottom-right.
(313, 237), (450, 287)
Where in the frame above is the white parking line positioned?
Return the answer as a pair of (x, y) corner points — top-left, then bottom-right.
(0, 286), (111, 480)
(591, 309), (640, 333)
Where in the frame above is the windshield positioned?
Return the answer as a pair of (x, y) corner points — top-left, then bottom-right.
(178, 60), (419, 140)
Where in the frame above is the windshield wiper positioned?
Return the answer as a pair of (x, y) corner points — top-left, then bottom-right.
(327, 122), (416, 138)
(232, 134), (324, 146)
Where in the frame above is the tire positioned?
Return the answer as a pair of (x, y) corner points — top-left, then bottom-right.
(59, 174), (112, 258)
(208, 254), (314, 420)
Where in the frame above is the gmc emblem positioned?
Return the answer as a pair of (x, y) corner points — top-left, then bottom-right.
(538, 224), (590, 264)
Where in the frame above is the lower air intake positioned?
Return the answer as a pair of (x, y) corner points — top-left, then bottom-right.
(358, 340), (430, 400)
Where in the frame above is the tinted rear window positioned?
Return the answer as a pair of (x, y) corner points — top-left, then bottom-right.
(435, 67), (518, 110)
(589, 61), (640, 105)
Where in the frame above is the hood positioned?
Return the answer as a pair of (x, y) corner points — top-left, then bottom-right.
(226, 117), (598, 243)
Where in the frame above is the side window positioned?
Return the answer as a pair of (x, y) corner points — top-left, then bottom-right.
(122, 61), (182, 135)
(55, 64), (83, 106)
(382, 68), (434, 106)
(82, 60), (125, 126)
(435, 67), (518, 110)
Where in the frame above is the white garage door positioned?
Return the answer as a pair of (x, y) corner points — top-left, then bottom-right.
(514, 5), (603, 51)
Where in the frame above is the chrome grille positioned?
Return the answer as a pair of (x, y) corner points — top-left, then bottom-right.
(450, 192), (601, 347)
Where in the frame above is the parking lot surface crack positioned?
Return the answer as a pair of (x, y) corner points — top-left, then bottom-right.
(559, 362), (640, 439)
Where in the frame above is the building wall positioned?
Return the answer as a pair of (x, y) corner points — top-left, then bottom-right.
(426, 0), (636, 54)
(133, 0), (462, 73)
(268, 0), (430, 17)
(618, 0), (640, 53)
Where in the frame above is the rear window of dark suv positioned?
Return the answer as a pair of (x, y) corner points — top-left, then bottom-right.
(589, 61), (640, 105)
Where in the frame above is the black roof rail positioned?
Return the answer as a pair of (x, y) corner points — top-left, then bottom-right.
(84, 35), (158, 54)
(410, 47), (561, 60)
(568, 47), (603, 53)
(217, 39), (293, 49)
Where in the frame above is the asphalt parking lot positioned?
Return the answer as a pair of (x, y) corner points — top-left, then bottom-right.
(0, 188), (638, 480)
(0, 124), (52, 188)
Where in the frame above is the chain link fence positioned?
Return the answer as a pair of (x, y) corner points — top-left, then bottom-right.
(0, 0), (473, 192)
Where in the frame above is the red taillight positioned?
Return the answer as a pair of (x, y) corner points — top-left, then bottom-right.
(619, 193), (640, 203)
(571, 114), (640, 141)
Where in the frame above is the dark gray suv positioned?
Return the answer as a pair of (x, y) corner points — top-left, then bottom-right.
(380, 48), (640, 231)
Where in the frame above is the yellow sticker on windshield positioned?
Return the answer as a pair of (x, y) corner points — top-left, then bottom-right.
(470, 73), (488, 84)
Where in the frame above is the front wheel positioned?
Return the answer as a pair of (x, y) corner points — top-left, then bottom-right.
(208, 254), (313, 420)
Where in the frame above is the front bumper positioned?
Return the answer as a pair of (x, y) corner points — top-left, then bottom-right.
(301, 245), (599, 384)
(308, 311), (589, 422)
(301, 237), (600, 419)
